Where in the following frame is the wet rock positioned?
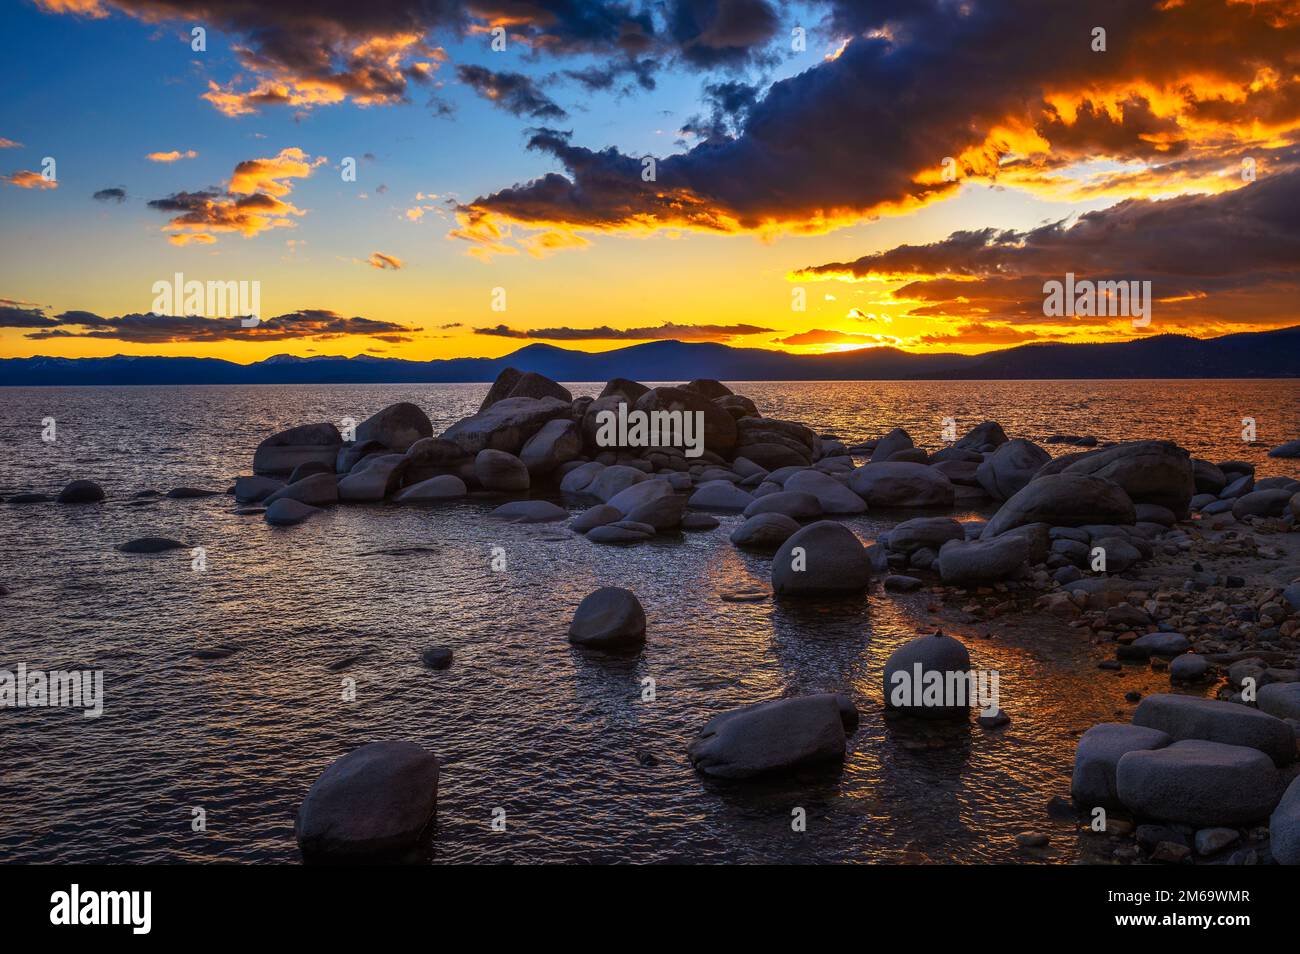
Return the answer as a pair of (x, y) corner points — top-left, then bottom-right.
(166, 487), (221, 499)
(586, 524), (652, 544)
(587, 465), (647, 502)
(1231, 489), (1293, 520)
(731, 513), (800, 550)
(743, 490), (822, 520)
(976, 438), (1050, 500)
(982, 473), (1135, 538)
(884, 574), (924, 592)
(1170, 654), (1209, 682)
(474, 449), (529, 492)
(771, 521), (871, 596)
(519, 418), (583, 475)
(1132, 694), (1295, 765)
(569, 504), (622, 533)
(57, 480), (105, 504)
(1059, 439), (1195, 518)
(488, 500), (568, 523)
(265, 472), (338, 507)
(1270, 775), (1300, 865)
(687, 693), (855, 779)
(847, 462), (955, 508)
(568, 587), (646, 649)
(625, 494), (686, 531)
(234, 475), (284, 503)
(117, 537), (188, 553)
(871, 427), (914, 462)
(883, 631), (972, 719)
(1117, 740), (1280, 826)
(253, 422), (343, 475)
(264, 498), (320, 526)
(7, 493), (52, 503)
(937, 534), (1029, 586)
(296, 741), (439, 862)
(338, 454), (408, 501)
(784, 469), (867, 514)
(1195, 827), (1240, 856)
(395, 474), (468, 502)
(1132, 632), (1190, 657)
(421, 647), (453, 670)
(606, 477), (673, 516)
(1267, 438), (1300, 459)
(681, 512), (720, 531)
(440, 396), (571, 456)
(688, 480), (755, 511)
(954, 420), (1008, 451)
(1259, 683), (1300, 722)
(355, 402), (432, 453)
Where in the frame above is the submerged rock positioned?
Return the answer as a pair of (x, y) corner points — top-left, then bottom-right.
(234, 475), (284, 504)
(395, 474), (467, 502)
(488, 500), (568, 523)
(57, 480), (105, 504)
(265, 472), (338, 507)
(688, 480), (754, 511)
(568, 586), (646, 649)
(687, 693), (856, 779)
(117, 537), (188, 553)
(421, 647), (453, 670)
(264, 498), (320, 526)
(783, 469), (867, 514)
(296, 741), (439, 862)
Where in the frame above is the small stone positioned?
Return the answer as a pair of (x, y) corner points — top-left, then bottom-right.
(421, 647), (453, 670)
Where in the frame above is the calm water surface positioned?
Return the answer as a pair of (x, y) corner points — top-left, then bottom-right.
(1, 380), (1296, 863)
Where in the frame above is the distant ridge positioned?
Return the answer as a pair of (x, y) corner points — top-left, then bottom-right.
(3, 326), (1298, 386)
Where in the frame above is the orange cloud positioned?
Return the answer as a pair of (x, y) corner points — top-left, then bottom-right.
(146, 149), (198, 162)
(2, 170), (56, 189)
(367, 252), (403, 270)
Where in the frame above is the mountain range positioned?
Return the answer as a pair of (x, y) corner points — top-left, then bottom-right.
(3, 326), (1298, 386)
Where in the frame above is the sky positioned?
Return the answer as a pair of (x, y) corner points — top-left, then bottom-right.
(1, 0), (1298, 364)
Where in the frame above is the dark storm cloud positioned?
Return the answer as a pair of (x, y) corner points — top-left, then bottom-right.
(456, 65), (568, 119)
(0, 304), (60, 328)
(667, 0), (780, 68)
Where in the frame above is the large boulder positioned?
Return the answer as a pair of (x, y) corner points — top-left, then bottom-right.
(519, 418), (583, 475)
(338, 454), (408, 502)
(688, 480), (754, 511)
(981, 473), (1135, 539)
(403, 437), (467, 482)
(743, 490), (822, 520)
(730, 512), (800, 550)
(264, 498), (320, 526)
(296, 741), (439, 862)
(1132, 694), (1295, 765)
(253, 422), (342, 475)
(687, 694), (855, 779)
(1258, 683), (1300, 722)
(1116, 740), (1280, 827)
(734, 417), (816, 467)
(681, 378), (732, 400)
(975, 438), (1050, 501)
(870, 427), (914, 462)
(355, 402), (432, 453)
(1059, 440), (1195, 518)
(1267, 438), (1300, 458)
(954, 420), (1008, 451)
(847, 462), (955, 508)
(265, 472), (338, 507)
(1231, 489), (1293, 520)
(715, 394), (759, 420)
(568, 587), (646, 650)
(937, 534), (1029, 585)
(1071, 723), (1172, 809)
(784, 469), (867, 514)
(883, 632), (973, 719)
(505, 371), (571, 404)
(888, 516), (965, 554)
(599, 377), (649, 402)
(731, 441), (809, 470)
(634, 387), (737, 456)
(396, 474), (468, 502)
(587, 465), (647, 502)
(560, 461), (605, 494)
(474, 449), (529, 492)
(57, 480), (105, 504)
(625, 494), (686, 531)
(771, 521), (871, 596)
(606, 477), (673, 517)
(440, 397), (571, 456)
(234, 475), (284, 504)
(1271, 775), (1300, 865)
(1192, 458), (1227, 494)
(479, 367), (524, 411)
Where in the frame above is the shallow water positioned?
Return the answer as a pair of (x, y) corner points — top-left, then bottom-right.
(1, 380), (1296, 863)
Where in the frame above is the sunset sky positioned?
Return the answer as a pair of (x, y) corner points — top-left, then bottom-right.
(2, 0), (1298, 363)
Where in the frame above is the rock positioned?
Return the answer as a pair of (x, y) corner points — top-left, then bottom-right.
(402, 437), (467, 481)
(634, 386), (738, 456)
(598, 377), (649, 402)
(504, 371), (571, 404)
(336, 439), (386, 474)
(568, 587), (646, 649)
(954, 420), (1008, 451)
(421, 647), (453, 670)
(1134, 503), (1176, 526)
(264, 498), (320, 526)
(1132, 694), (1295, 765)
(338, 454), (408, 501)
(116, 537), (188, 553)
(743, 490), (822, 520)
(731, 513), (800, 550)
(869, 427), (913, 462)
(606, 478), (673, 517)
(586, 524), (652, 544)
(1071, 723), (1172, 809)
(295, 741), (439, 862)
(355, 402), (432, 453)
(887, 448), (929, 464)
(1231, 489), (1293, 520)
(1219, 473), (1254, 498)
(560, 461), (605, 494)
(1267, 438), (1300, 458)
(474, 449), (529, 492)
(976, 438), (1050, 500)
(1170, 654), (1209, 682)
(234, 476), (284, 503)
(6, 493), (51, 503)
(731, 442), (809, 470)
(395, 474), (468, 502)
(1059, 439), (1195, 518)
(784, 469), (867, 514)
(883, 632), (973, 718)
(847, 462), (955, 508)
(287, 459), (333, 484)
(479, 367), (524, 410)
(981, 473), (1135, 538)
(688, 480), (755, 511)
(1270, 775), (1300, 865)
(625, 494), (686, 532)
(440, 396), (571, 456)
(681, 378), (732, 400)
(488, 500), (568, 523)
(1258, 683), (1300, 721)
(586, 465), (647, 502)
(1195, 827), (1240, 856)
(1150, 841), (1191, 864)
(1117, 740), (1280, 826)
(1192, 458), (1227, 494)
(883, 574), (924, 593)
(253, 422), (343, 475)
(687, 694), (854, 779)
(771, 521), (871, 596)
(166, 487), (221, 499)
(1131, 632), (1190, 657)
(937, 534), (1029, 586)
(265, 472), (338, 507)
(57, 480), (105, 504)
(519, 418), (583, 475)
(569, 505), (622, 533)
(888, 516), (965, 554)
(681, 512), (720, 531)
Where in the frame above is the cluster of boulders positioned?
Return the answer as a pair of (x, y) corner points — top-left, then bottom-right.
(1071, 694), (1300, 864)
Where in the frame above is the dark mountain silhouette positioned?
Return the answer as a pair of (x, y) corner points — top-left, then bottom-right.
(3, 326), (1297, 386)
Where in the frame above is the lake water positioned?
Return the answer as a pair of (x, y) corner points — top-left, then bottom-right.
(1, 380), (1297, 863)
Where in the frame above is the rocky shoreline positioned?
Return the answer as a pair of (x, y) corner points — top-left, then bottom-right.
(8, 367), (1300, 865)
